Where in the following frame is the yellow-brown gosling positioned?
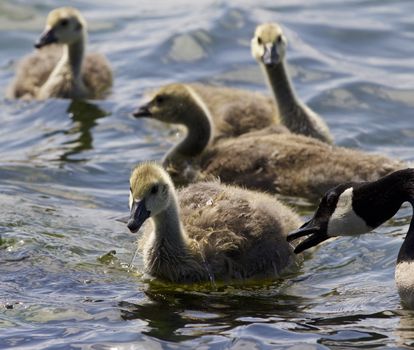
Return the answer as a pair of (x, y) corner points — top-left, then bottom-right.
(287, 168), (414, 309)
(133, 84), (404, 200)
(138, 83), (285, 141)
(127, 162), (301, 283)
(8, 7), (112, 100)
(251, 22), (333, 144)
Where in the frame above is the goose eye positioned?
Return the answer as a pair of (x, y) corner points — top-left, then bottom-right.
(151, 185), (159, 194)
(257, 37), (262, 45)
(325, 192), (337, 206)
(60, 19), (69, 27)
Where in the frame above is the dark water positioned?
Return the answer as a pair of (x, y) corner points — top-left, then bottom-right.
(1, 0), (414, 349)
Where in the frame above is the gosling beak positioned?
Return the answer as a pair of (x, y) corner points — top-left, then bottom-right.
(133, 103), (151, 118)
(127, 199), (151, 233)
(287, 219), (329, 254)
(35, 28), (58, 49)
(262, 42), (279, 66)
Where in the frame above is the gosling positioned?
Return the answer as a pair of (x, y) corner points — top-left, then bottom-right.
(127, 162), (301, 283)
(251, 22), (333, 144)
(287, 168), (414, 309)
(138, 83), (285, 141)
(8, 7), (112, 100)
(132, 84), (404, 201)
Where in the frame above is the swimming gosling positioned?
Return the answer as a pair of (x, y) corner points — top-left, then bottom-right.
(251, 22), (333, 144)
(127, 162), (301, 283)
(132, 84), (404, 201)
(287, 168), (414, 308)
(8, 7), (112, 100)
(137, 83), (286, 141)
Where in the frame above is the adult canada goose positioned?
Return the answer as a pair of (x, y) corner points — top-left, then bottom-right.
(127, 162), (301, 283)
(133, 84), (404, 200)
(287, 168), (414, 308)
(8, 7), (112, 100)
(251, 22), (333, 144)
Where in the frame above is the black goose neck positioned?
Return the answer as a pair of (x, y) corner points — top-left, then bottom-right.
(351, 168), (414, 263)
(353, 169), (414, 229)
(398, 217), (414, 263)
(396, 169), (414, 262)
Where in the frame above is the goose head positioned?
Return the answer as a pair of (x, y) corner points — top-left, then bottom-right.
(251, 22), (287, 66)
(133, 84), (204, 125)
(128, 163), (174, 233)
(287, 182), (373, 253)
(35, 7), (87, 48)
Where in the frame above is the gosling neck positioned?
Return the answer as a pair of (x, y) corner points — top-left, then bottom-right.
(151, 194), (188, 253)
(50, 31), (86, 89)
(164, 92), (212, 165)
(65, 32), (86, 82)
(263, 59), (301, 124)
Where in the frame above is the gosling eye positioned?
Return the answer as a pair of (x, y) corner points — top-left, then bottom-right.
(60, 19), (69, 27)
(155, 95), (165, 105)
(151, 185), (159, 195)
(257, 37), (262, 45)
(276, 35), (282, 43)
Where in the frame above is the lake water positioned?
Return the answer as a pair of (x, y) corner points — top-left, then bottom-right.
(1, 0), (414, 349)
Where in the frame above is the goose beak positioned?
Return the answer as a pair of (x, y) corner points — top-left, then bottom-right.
(287, 219), (329, 254)
(262, 42), (279, 66)
(127, 199), (151, 233)
(35, 28), (58, 49)
(133, 103), (151, 118)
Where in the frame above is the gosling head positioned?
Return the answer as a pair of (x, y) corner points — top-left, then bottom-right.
(133, 84), (201, 124)
(251, 22), (287, 66)
(35, 7), (87, 49)
(128, 163), (174, 233)
(287, 182), (373, 253)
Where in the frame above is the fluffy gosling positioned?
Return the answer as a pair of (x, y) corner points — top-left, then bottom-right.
(251, 22), (333, 144)
(127, 162), (301, 283)
(133, 84), (404, 201)
(8, 7), (112, 100)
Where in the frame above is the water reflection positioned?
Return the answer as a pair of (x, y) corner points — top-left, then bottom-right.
(118, 283), (307, 342)
(59, 100), (108, 163)
(395, 310), (414, 348)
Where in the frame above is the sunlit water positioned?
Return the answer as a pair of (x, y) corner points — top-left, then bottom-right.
(1, 0), (414, 349)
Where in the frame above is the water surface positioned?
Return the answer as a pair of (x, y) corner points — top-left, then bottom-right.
(1, 0), (414, 348)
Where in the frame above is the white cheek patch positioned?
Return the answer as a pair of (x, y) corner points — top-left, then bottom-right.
(129, 191), (133, 210)
(327, 188), (372, 237)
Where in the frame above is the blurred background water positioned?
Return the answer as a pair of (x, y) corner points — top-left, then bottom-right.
(1, 0), (414, 349)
